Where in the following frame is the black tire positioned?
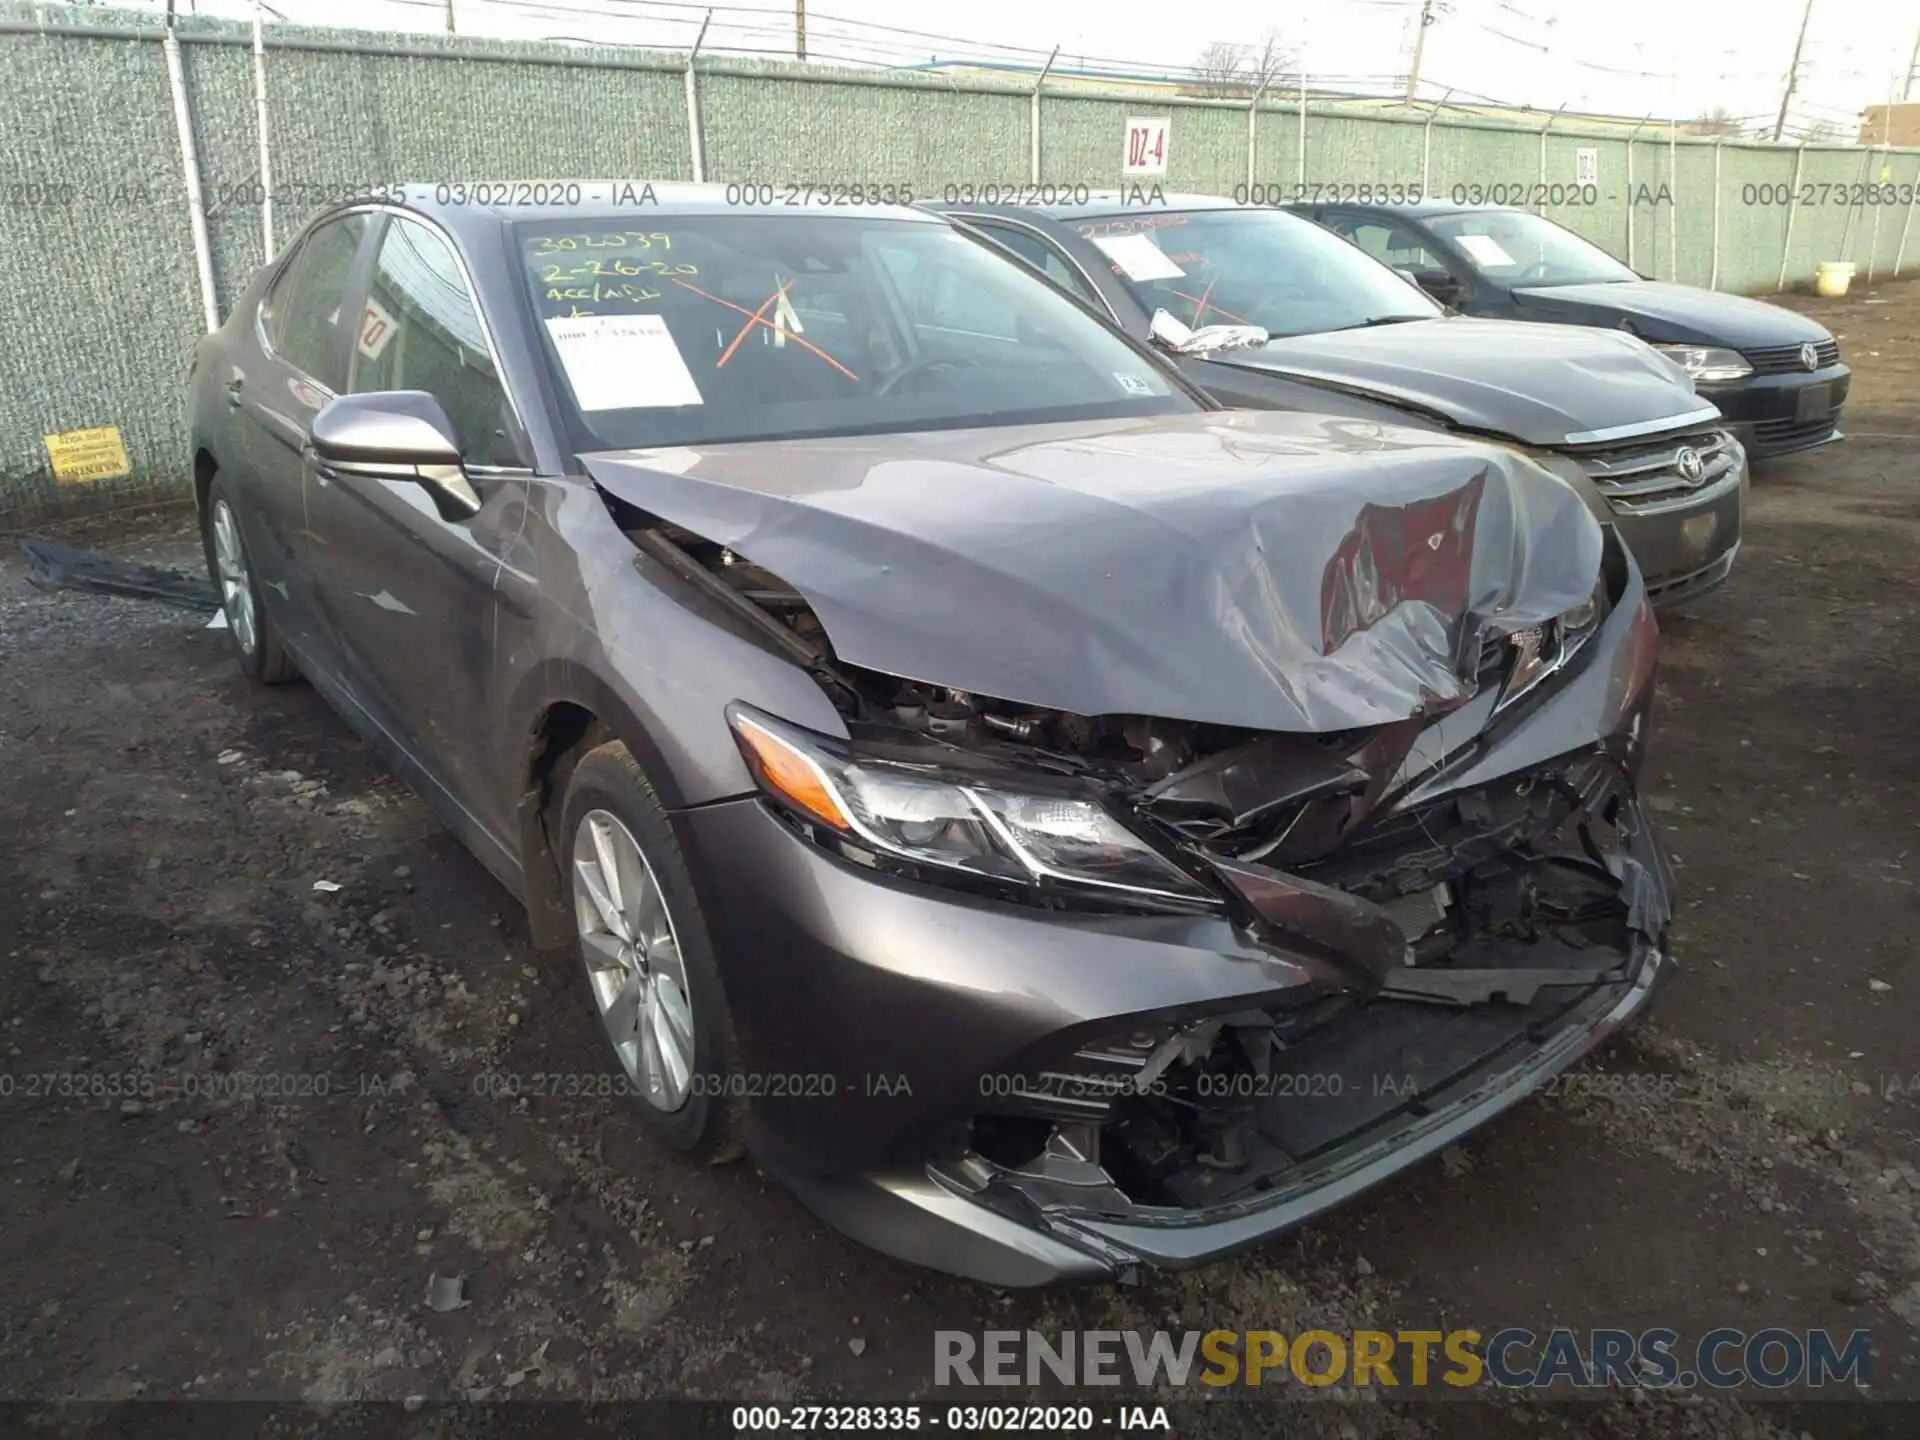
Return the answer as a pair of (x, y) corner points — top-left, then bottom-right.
(201, 474), (298, 684)
(558, 740), (746, 1162)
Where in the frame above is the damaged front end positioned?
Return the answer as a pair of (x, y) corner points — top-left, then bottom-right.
(609, 487), (1673, 1279)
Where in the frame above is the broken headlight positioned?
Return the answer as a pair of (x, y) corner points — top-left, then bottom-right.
(726, 704), (1220, 907)
(1495, 574), (1609, 714)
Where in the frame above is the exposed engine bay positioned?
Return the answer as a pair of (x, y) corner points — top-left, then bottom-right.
(619, 506), (1665, 1221)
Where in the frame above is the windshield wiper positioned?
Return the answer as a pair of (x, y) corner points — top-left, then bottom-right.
(1322, 314), (1431, 333)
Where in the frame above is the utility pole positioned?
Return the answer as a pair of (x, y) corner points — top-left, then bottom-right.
(1404, 0), (1435, 104)
(795, 0), (806, 60)
(1771, 0), (1814, 142)
(1903, 28), (1920, 102)
(444, 0), (455, 33)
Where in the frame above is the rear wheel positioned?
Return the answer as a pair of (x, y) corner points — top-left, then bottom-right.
(202, 474), (297, 684)
(559, 740), (745, 1161)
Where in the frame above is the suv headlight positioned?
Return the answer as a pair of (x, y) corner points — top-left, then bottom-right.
(726, 705), (1220, 908)
(1653, 344), (1753, 383)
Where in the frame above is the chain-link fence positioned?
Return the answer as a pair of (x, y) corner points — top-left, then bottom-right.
(3, 0), (1916, 523)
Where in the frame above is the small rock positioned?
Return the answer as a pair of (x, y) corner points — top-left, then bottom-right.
(1355, 1255), (1374, 1276)
(375, 1347), (403, 1369)
(120, 1100), (145, 1117)
(1736, 1281), (1750, 1295)
(394, 866), (412, 880)
(403, 1395), (426, 1412)
(56, 1158), (80, 1184)
(698, 1234), (714, 1248)
(417, 1227), (435, 1242)
(848, 1338), (867, 1356)
(177, 1119), (199, 1135)
(1868, 978), (1891, 993)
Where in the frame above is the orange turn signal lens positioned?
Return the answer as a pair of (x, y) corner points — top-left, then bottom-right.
(733, 716), (853, 832)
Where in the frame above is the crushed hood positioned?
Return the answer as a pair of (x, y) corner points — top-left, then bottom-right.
(1206, 316), (1709, 447)
(583, 411), (1604, 733)
(1509, 279), (1836, 349)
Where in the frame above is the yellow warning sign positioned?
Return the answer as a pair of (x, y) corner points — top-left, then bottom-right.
(44, 426), (131, 485)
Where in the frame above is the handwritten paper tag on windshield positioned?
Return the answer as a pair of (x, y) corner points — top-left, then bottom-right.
(1090, 234), (1186, 282)
(1455, 233), (1516, 268)
(544, 314), (703, 411)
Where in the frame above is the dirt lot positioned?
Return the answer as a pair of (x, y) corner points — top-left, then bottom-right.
(2, 281), (1917, 1438)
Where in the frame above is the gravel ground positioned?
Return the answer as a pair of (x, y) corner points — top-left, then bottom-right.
(2, 283), (1917, 1437)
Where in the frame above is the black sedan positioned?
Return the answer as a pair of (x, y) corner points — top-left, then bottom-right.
(1290, 200), (1848, 459)
(932, 195), (1745, 607)
(189, 183), (1673, 1287)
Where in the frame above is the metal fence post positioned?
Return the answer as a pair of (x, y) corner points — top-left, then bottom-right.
(684, 10), (710, 183)
(1777, 143), (1805, 291)
(1838, 145), (1871, 262)
(1297, 72), (1307, 192)
(162, 18), (219, 333)
(1246, 79), (1267, 190)
(1421, 87), (1453, 198)
(1625, 114), (1651, 268)
(252, 4), (274, 259)
(1667, 115), (1677, 283)
(1894, 160), (1919, 275)
(1709, 137), (1722, 290)
(1536, 105), (1565, 214)
(1031, 46), (1057, 186)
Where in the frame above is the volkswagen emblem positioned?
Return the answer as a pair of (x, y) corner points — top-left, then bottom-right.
(1800, 342), (1820, 371)
(1675, 447), (1707, 485)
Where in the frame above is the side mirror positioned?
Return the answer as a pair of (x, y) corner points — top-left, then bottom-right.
(310, 391), (481, 521)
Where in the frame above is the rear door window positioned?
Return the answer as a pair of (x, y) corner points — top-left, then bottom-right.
(263, 213), (371, 388)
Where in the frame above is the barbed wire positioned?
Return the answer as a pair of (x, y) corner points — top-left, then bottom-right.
(159, 0), (1904, 143)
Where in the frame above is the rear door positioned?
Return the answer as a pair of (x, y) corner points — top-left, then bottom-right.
(298, 212), (534, 831)
(228, 210), (377, 665)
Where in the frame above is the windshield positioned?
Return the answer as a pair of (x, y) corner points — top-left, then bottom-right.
(1427, 211), (1637, 286)
(1074, 209), (1440, 339)
(516, 216), (1194, 449)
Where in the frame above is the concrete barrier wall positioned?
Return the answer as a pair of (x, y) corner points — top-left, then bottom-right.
(3, 1), (1914, 521)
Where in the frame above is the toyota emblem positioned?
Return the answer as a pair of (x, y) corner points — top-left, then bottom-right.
(1675, 447), (1707, 484)
(1800, 342), (1820, 371)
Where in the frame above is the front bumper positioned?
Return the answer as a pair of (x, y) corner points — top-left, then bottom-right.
(1704, 364), (1850, 458)
(793, 895), (1672, 1287)
(672, 574), (1672, 1286)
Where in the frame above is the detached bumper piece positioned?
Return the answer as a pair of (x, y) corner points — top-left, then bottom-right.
(913, 747), (1674, 1283)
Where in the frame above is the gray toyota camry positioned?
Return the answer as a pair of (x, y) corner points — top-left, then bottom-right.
(189, 183), (1675, 1286)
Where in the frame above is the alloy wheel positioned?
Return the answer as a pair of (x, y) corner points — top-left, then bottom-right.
(210, 499), (258, 656)
(569, 809), (696, 1111)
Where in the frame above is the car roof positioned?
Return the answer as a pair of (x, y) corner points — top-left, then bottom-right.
(940, 192), (1243, 224)
(374, 181), (942, 234)
(1288, 199), (1511, 221)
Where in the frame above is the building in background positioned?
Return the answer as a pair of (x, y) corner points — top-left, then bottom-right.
(1860, 104), (1920, 146)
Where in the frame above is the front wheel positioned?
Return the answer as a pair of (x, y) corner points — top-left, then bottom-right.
(201, 474), (298, 684)
(559, 740), (745, 1160)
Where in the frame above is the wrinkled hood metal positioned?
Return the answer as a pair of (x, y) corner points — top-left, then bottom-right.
(1206, 316), (1708, 447)
(583, 411), (1604, 733)
(1510, 280), (1834, 348)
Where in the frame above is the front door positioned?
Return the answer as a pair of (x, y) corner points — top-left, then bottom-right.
(298, 213), (533, 831)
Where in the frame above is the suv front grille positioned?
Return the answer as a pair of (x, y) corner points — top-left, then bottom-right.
(1742, 339), (1840, 374)
(1571, 428), (1740, 516)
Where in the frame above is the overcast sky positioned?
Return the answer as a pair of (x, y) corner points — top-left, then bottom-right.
(178, 0), (1916, 136)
